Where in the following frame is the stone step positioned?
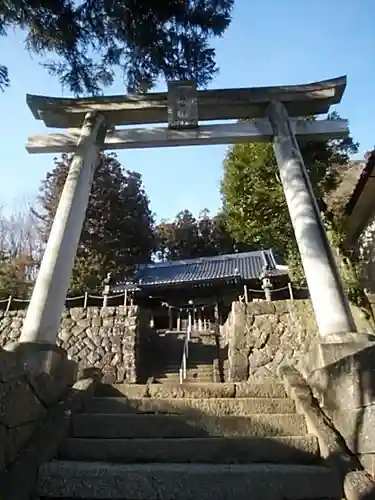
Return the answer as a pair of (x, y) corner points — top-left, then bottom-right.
(157, 376), (213, 381)
(37, 461), (341, 500)
(83, 397), (296, 416)
(95, 382), (287, 399)
(157, 344), (217, 353)
(160, 362), (214, 373)
(155, 357), (216, 365)
(158, 370), (213, 378)
(159, 357), (216, 365)
(157, 375), (214, 383)
(72, 413), (307, 438)
(157, 330), (217, 340)
(59, 436), (320, 464)
(155, 374), (213, 381)
(162, 367), (213, 373)
(155, 366), (215, 376)
(158, 344), (218, 356)
(158, 373), (213, 380)
(157, 377), (213, 382)
(157, 377), (214, 384)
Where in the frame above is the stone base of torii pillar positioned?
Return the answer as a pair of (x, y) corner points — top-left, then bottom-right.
(293, 332), (375, 463)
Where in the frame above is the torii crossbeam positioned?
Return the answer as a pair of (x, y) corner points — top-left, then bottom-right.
(20, 76), (356, 362)
(27, 76), (345, 128)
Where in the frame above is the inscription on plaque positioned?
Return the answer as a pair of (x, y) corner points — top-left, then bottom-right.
(167, 80), (198, 129)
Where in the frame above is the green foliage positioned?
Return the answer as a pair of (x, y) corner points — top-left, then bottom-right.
(221, 142), (292, 255)
(36, 152), (155, 295)
(221, 113), (359, 294)
(156, 210), (199, 261)
(324, 216), (371, 313)
(284, 248), (306, 287)
(155, 208), (250, 261)
(1, 0), (233, 94)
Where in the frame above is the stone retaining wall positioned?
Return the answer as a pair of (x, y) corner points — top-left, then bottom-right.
(1, 300), (372, 385)
(221, 300), (374, 381)
(0, 306), (142, 383)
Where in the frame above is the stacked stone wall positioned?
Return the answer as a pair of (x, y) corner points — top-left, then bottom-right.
(0, 305), (142, 383)
(221, 299), (374, 381)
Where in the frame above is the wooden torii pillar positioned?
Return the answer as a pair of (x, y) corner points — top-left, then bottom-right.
(20, 76), (355, 366)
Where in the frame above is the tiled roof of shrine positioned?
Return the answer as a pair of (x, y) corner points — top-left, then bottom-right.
(113, 249), (288, 292)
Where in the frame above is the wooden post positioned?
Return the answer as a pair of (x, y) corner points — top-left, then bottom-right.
(214, 302), (219, 334)
(102, 285), (110, 307)
(20, 112), (106, 345)
(188, 309), (192, 334)
(168, 306), (173, 331)
(218, 300), (222, 326)
(267, 101), (356, 337)
(177, 310), (181, 331)
(5, 295), (12, 313)
(244, 285), (249, 303)
(288, 282), (294, 300)
(124, 289), (128, 307)
(83, 292), (88, 308)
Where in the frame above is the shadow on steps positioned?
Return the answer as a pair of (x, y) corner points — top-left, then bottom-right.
(4, 377), (375, 499)
(36, 382), (347, 499)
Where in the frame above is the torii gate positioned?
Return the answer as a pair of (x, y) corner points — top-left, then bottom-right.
(20, 76), (357, 364)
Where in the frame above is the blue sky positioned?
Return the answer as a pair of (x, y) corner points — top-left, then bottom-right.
(0, 0), (374, 221)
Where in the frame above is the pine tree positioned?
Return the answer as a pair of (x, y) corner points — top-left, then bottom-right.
(1, 0), (234, 94)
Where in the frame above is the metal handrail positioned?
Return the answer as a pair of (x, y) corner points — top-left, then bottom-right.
(179, 311), (192, 384)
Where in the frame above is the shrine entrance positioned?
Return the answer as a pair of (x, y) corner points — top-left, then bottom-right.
(21, 76), (356, 350)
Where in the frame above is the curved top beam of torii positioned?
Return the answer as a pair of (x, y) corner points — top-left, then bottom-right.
(26, 76), (346, 129)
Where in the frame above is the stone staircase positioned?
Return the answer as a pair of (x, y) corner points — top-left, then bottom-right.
(36, 381), (343, 499)
(154, 330), (219, 383)
(156, 363), (216, 383)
